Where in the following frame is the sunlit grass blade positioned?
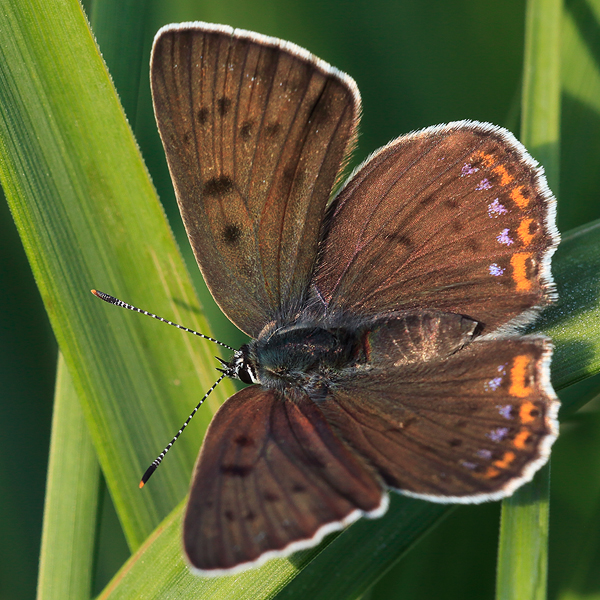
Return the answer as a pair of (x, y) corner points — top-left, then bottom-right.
(497, 465), (551, 600)
(0, 0), (235, 551)
(497, 0), (561, 598)
(36, 354), (100, 600)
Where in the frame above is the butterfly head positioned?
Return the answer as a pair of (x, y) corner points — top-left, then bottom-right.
(225, 345), (259, 385)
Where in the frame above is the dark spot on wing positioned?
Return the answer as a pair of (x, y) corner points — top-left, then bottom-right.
(240, 121), (253, 140)
(467, 238), (481, 252)
(386, 233), (413, 248)
(197, 107), (209, 124)
(266, 122), (281, 137)
(445, 197), (459, 209)
(204, 176), (234, 197)
(526, 220), (539, 236)
(448, 438), (462, 447)
(221, 465), (253, 477)
(420, 193), (436, 206)
(234, 434), (254, 447)
(222, 224), (242, 245)
(245, 511), (256, 521)
(283, 165), (305, 187)
(452, 219), (464, 233)
(218, 97), (231, 116)
(264, 491), (279, 502)
(292, 483), (306, 493)
(182, 131), (191, 145)
(304, 455), (326, 469)
(225, 510), (235, 522)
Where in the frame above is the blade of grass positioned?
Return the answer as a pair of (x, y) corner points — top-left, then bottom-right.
(36, 4), (156, 596)
(36, 353), (100, 600)
(0, 0), (235, 552)
(496, 1), (562, 598)
(90, 0), (148, 125)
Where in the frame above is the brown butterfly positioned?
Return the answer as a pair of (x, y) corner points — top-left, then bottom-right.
(146, 22), (560, 575)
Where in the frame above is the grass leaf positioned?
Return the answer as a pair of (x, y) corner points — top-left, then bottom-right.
(497, 0), (561, 598)
(36, 354), (100, 600)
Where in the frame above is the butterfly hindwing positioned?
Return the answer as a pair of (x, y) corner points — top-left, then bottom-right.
(319, 334), (559, 501)
(151, 23), (360, 337)
(311, 122), (559, 335)
(183, 385), (384, 575)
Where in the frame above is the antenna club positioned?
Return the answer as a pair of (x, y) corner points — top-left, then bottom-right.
(91, 289), (118, 304)
(140, 463), (158, 488)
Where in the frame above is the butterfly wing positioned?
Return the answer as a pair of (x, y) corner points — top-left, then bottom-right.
(318, 335), (559, 501)
(183, 384), (385, 575)
(310, 122), (559, 334)
(151, 23), (360, 337)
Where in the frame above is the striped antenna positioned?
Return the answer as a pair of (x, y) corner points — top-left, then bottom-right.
(91, 289), (234, 350)
(139, 372), (228, 487)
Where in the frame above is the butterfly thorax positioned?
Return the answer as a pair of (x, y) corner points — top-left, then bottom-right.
(230, 325), (366, 390)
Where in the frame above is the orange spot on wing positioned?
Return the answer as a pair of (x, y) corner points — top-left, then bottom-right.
(510, 355), (533, 398)
(510, 186), (529, 209)
(517, 218), (535, 246)
(473, 151), (496, 167)
(510, 253), (533, 291)
(513, 429), (531, 449)
(520, 401), (537, 424)
(493, 165), (514, 186)
(494, 451), (516, 470)
(484, 466), (501, 479)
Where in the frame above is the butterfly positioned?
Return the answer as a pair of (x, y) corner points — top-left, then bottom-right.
(146, 22), (560, 575)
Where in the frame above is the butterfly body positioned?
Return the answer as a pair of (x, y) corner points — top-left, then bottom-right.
(232, 310), (479, 391)
(146, 22), (560, 575)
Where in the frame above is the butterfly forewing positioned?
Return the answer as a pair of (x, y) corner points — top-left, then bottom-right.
(183, 385), (384, 575)
(311, 123), (559, 335)
(151, 23), (360, 337)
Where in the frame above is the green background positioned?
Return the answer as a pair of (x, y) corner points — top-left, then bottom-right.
(2, 0), (600, 598)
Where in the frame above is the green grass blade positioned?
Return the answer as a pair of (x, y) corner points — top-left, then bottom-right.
(497, 465), (551, 600)
(520, 0), (562, 193)
(0, 0), (234, 551)
(535, 219), (600, 391)
(90, 0), (149, 124)
(36, 354), (100, 600)
(497, 1), (562, 598)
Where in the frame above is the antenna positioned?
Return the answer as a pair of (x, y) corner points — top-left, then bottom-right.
(91, 289), (234, 350)
(139, 372), (227, 487)
(91, 289), (235, 487)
